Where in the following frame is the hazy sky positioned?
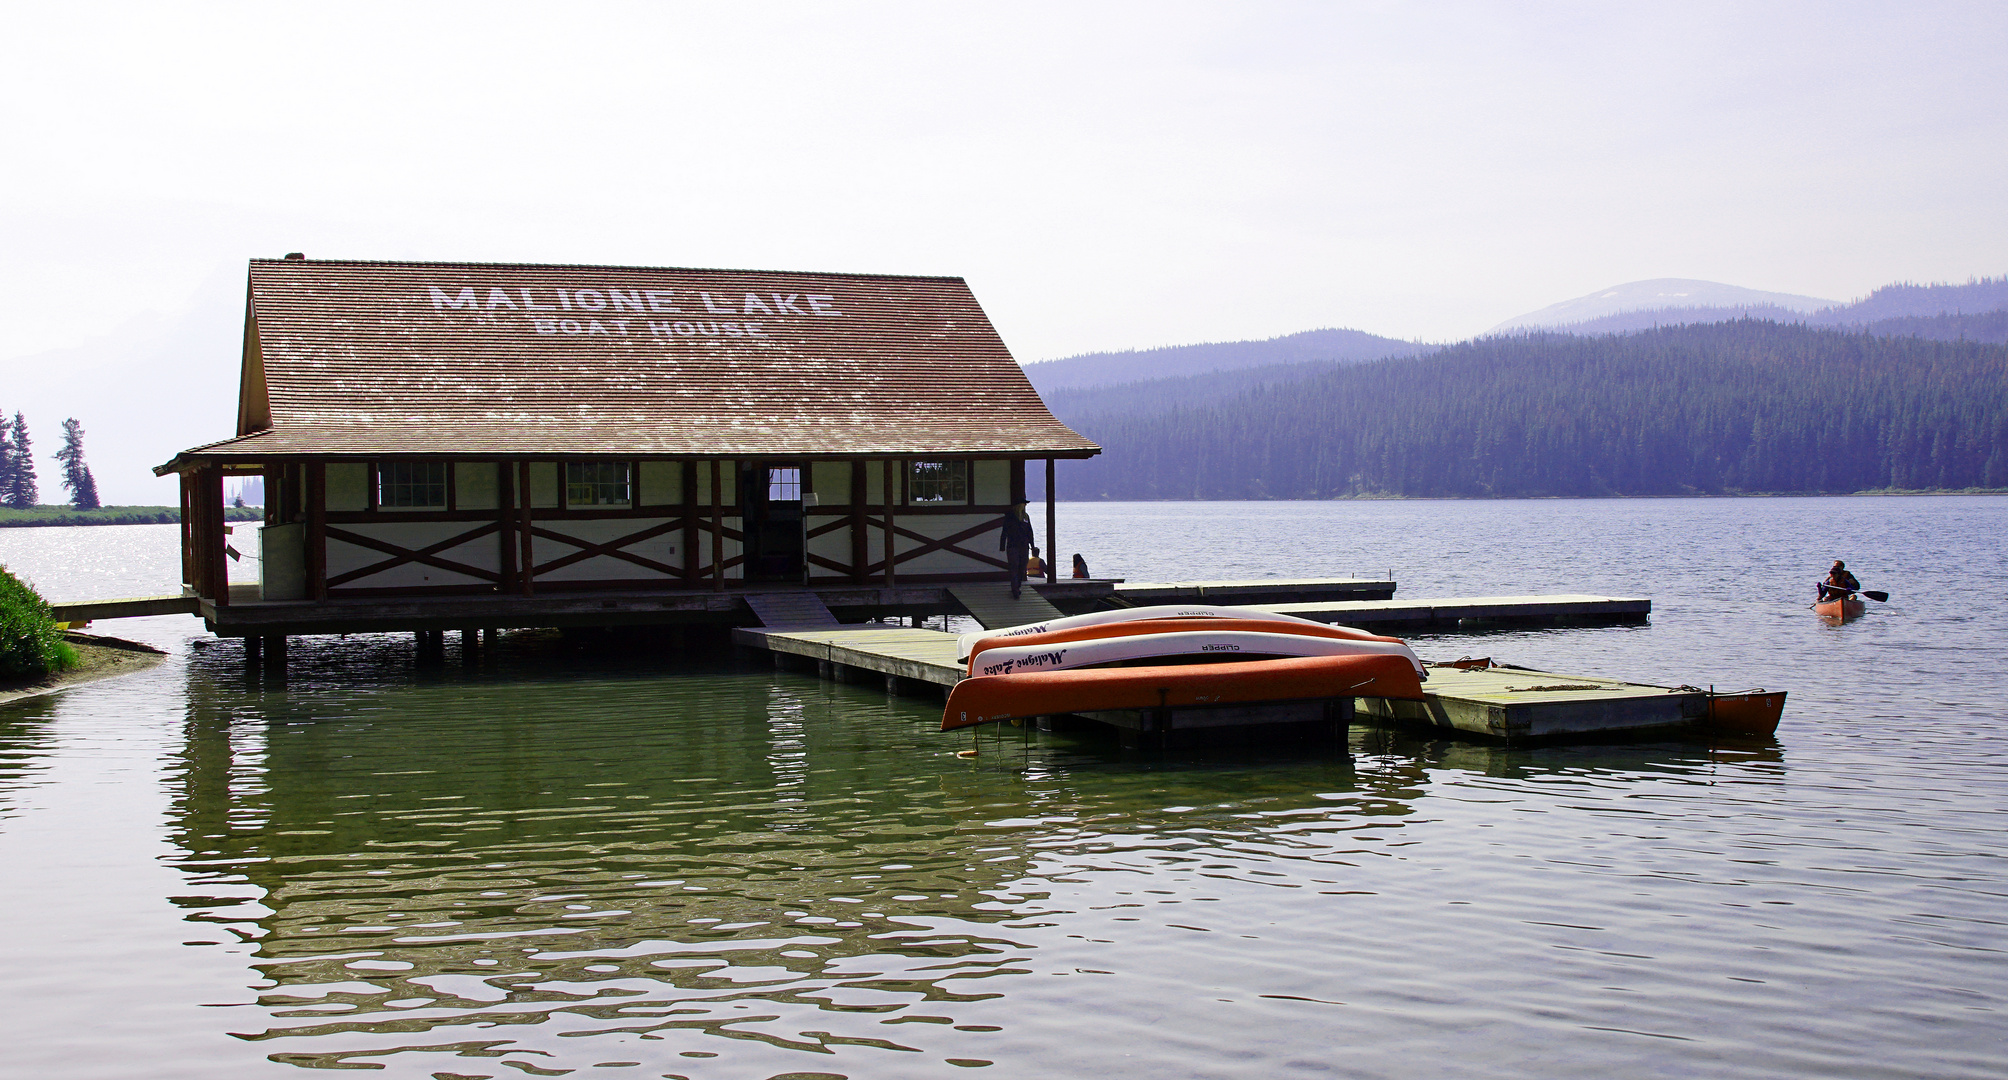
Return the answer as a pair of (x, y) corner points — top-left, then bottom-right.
(4, 0), (2004, 366)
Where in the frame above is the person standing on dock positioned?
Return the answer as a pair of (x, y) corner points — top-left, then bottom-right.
(1000, 502), (1035, 598)
(1819, 559), (1861, 602)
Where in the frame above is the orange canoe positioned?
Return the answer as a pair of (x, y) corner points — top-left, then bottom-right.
(1707, 690), (1787, 736)
(964, 617), (1407, 673)
(1814, 596), (1865, 621)
(941, 652), (1426, 731)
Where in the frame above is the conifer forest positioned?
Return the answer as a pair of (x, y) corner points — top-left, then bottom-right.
(1052, 321), (2008, 499)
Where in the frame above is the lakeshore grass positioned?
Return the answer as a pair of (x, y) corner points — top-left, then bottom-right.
(0, 505), (264, 528)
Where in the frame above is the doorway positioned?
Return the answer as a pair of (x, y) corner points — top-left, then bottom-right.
(740, 463), (805, 582)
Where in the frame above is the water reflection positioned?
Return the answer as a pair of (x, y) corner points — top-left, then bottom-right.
(0, 609), (1806, 1080)
(144, 629), (1827, 1076)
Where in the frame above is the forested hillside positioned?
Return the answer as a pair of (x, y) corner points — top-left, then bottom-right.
(1049, 321), (2008, 499)
(1023, 327), (1425, 392)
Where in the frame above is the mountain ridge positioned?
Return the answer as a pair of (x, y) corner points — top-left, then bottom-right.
(1022, 327), (1425, 394)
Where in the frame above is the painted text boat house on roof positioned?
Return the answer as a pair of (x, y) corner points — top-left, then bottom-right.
(157, 257), (1100, 634)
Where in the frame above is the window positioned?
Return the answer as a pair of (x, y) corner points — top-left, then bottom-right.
(767, 467), (801, 502)
(566, 461), (631, 506)
(378, 462), (447, 508)
(908, 460), (967, 504)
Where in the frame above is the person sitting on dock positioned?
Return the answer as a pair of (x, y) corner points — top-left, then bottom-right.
(1000, 503), (1035, 599)
(1025, 547), (1047, 579)
(1072, 553), (1090, 579)
(1818, 560), (1861, 602)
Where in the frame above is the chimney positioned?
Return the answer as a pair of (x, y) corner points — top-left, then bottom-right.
(283, 252), (305, 260)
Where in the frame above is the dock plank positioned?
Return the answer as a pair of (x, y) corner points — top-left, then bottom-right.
(1263, 594), (1649, 629)
(49, 595), (201, 622)
(947, 583), (1066, 630)
(1117, 578), (1395, 604)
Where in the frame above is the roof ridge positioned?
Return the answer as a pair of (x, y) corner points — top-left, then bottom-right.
(248, 257), (968, 284)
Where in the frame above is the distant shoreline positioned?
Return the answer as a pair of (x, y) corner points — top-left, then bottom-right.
(1040, 488), (2008, 503)
(0, 506), (264, 528)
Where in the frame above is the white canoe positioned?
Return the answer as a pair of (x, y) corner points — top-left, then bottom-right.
(968, 628), (1426, 678)
(957, 604), (1378, 661)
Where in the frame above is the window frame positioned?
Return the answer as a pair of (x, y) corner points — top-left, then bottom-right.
(907, 460), (968, 505)
(564, 460), (634, 509)
(375, 460), (450, 510)
(766, 466), (802, 503)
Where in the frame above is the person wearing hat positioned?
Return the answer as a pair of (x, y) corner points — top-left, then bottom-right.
(999, 502), (1035, 598)
(1819, 559), (1861, 603)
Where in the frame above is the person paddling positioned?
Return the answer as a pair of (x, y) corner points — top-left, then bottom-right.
(1818, 560), (1861, 603)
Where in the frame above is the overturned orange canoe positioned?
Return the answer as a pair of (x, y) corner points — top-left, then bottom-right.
(965, 617), (1409, 673)
(942, 652), (1426, 731)
(1707, 690), (1787, 736)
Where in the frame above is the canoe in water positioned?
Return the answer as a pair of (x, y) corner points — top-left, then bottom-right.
(1707, 689), (1787, 736)
(941, 652), (1425, 731)
(1814, 595), (1865, 621)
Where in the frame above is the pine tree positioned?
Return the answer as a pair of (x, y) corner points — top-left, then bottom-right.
(0, 410), (14, 503)
(55, 418), (100, 511)
(4, 413), (34, 510)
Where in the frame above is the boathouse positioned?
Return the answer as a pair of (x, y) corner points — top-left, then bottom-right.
(156, 256), (1100, 636)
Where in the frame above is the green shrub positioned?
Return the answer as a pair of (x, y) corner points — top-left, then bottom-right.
(0, 565), (73, 678)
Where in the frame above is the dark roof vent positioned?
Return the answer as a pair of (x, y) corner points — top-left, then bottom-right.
(283, 252), (305, 260)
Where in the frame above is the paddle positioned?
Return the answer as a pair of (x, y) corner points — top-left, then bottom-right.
(1817, 583), (1890, 603)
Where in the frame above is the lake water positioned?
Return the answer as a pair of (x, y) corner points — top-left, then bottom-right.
(1, 497), (2004, 1079)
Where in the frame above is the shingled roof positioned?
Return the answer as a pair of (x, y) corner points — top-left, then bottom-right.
(159, 258), (1098, 471)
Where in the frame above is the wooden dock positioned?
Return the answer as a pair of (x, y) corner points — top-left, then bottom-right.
(49, 580), (1647, 643)
(1263, 593), (1649, 629)
(732, 603), (1703, 744)
(1359, 663), (1705, 740)
(49, 594), (201, 622)
(1111, 578), (1395, 606)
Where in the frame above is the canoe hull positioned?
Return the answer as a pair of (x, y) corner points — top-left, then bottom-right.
(956, 604), (1369, 660)
(942, 652), (1425, 731)
(967, 617), (1403, 668)
(1707, 690), (1787, 736)
(968, 622), (1423, 677)
(1814, 597), (1865, 621)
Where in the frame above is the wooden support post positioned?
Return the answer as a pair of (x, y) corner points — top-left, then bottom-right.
(710, 459), (725, 592)
(518, 462), (535, 596)
(306, 461), (328, 600)
(207, 467), (230, 607)
(498, 461), (517, 592)
(882, 458), (897, 588)
(262, 635), (287, 673)
(850, 460), (868, 583)
(682, 460), (699, 586)
(1044, 458), (1057, 584)
(461, 627), (480, 665)
(179, 472), (194, 589)
(244, 636), (262, 666)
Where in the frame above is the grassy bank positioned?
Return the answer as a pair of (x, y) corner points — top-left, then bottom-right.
(0, 564), (76, 678)
(0, 505), (264, 527)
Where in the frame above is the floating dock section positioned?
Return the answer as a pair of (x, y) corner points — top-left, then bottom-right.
(1262, 594), (1650, 630)
(1359, 663), (1705, 741)
(733, 593), (1696, 745)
